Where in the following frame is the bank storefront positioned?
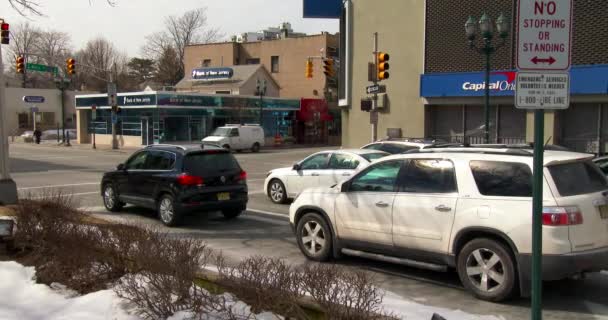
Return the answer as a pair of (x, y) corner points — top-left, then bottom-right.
(75, 92), (302, 147)
(420, 65), (608, 154)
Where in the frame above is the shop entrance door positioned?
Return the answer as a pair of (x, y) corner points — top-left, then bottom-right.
(141, 117), (153, 146)
(189, 117), (206, 142)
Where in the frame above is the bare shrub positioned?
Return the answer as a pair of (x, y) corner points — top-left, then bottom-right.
(298, 263), (391, 320)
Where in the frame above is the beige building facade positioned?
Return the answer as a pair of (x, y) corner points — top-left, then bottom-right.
(183, 33), (339, 99)
(339, 0), (608, 153)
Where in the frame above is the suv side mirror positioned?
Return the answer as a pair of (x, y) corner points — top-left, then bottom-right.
(340, 182), (350, 193)
(117, 163), (126, 171)
(292, 163), (301, 171)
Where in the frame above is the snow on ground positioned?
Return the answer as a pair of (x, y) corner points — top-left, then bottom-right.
(0, 261), (502, 320)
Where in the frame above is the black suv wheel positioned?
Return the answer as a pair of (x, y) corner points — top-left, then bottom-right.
(457, 238), (516, 302)
(158, 194), (182, 226)
(102, 184), (123, 212)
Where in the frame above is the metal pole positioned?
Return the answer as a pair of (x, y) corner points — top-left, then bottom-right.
(531, 109), (545, 320)
(111, 63), (117, 150)
(0, 38), (18, 204)
(371, 32), (378, 143)
(259, 92), (263, 125)
(60, 82), (66, 144)
(484, 45), (491, 144)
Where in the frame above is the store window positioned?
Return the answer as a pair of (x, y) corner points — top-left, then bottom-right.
(246, 58), (260, 65)
(202, 59), (211, 67)
(271, 56), (279, 73)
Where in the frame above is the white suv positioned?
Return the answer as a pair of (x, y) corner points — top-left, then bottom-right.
(289, 147), (608, 301)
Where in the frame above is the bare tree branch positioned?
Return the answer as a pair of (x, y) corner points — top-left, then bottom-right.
(8, 0), (118, 16)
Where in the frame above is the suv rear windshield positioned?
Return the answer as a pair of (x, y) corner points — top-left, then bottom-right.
(361, 153), (389, 162)
(183, 152), (240, 176)
(548, 161), (608, 196)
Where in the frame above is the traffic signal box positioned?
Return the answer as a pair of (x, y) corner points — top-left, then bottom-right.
(377, 52), (390, 81)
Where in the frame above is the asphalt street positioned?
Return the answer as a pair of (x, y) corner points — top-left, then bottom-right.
(7, 142), (608, 320)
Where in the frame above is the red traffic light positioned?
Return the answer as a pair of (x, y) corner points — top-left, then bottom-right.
(1, 23), (9, 31)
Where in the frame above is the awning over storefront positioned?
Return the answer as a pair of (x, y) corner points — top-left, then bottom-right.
(420, 64), (608, 98)
(297, 98), (334, 122)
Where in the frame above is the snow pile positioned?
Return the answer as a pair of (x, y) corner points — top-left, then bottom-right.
(0, 261), (138, 320)
(382, 290), (504, 320)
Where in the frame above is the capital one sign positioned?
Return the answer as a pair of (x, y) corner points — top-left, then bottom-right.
(517, 0), (573, 71)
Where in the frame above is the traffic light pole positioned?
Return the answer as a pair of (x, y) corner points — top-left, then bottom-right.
(111, 63), (118, 150)
(0, 38), (18, 205)
(371, 32), (378, 143)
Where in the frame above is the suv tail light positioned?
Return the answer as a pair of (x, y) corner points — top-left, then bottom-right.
(177, 174), (204, 186)
(542, 206), (583, 226)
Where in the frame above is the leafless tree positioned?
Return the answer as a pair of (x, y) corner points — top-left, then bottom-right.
(74, 37), (129, 91)
(141, 8), (222, 79)
(7, 0), (117, 16)
(6, 21), (41, 60)
(35, 30), (72, 68)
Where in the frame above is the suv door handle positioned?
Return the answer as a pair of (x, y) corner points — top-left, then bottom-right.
(342, 173), (351, 176)
(311, 173), (320, 176)
(375, 201), (390, 208)
(435, 205), (452, 212)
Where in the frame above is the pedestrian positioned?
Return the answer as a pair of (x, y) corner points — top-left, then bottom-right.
(33, 129), (42, 144)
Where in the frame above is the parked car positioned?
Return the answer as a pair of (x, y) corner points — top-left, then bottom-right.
(289, 146), (608, 302)
(101, 144), (248, 226)
(264, 149), (389, 204)
(361, 138), (441, 154)
(20, 131), (34, 138)
(41, 129), (77, 140)
(202, 124), (265, 152)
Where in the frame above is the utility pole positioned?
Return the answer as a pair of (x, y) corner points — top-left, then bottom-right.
(0, 22), (18, 205)
(371, 32), (378, 143)
(110, 63), (118, 150)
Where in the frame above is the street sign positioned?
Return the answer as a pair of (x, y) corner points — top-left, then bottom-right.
(107, 83), (118, 107)
(366, 84), (386, 95)
(30, 106), (39, 113)
(26, 63), (59, 75)
(516, 72), (570, 109)
(22, 96), (45, 103)
(111, 113), (118, 124)
(517, 0), (573, 71)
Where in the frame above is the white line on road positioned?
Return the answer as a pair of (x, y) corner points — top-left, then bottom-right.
(246, 208), (289, 220)
(18, 182), (99, 190)
(28, 191), (99, 199)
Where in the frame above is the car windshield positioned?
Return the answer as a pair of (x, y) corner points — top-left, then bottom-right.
(183, 152), (240, 176)
(361, 152), (389, 162)
(548, 160), (608, 196)
(211, 128), (231, 137)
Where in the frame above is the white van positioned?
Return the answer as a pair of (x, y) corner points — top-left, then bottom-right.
(202, 124), (265, 152)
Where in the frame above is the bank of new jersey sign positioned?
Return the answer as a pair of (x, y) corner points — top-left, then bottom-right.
(420, 65), (608, 98)
(191, 67), (234, 80)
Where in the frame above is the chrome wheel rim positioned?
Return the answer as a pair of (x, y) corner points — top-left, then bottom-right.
(159, 198), (174, 223)
(466, 248), (505, 293)
(270, 182), (284, 202)
(103, 186), (115, 208)
(301, 221), (326, 255)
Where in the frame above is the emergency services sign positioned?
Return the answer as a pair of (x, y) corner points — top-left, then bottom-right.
(517, 0), (573, 71)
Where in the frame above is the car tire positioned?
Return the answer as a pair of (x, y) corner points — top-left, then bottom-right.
(157, 194), (181, 227)
(222, 209), (243, 220)
(251, 142), (261, 153)
(268, 179), (287, 204)
(296, 213), (332, 262)
(102, 184), (123, 212)
(457, 238), (517, 302)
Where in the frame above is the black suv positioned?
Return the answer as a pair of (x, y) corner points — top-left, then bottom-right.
(101, 144), (248, 226)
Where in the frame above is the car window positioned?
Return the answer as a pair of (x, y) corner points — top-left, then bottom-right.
(548, 161), (608, 197)
(300, 153), (330, 170)
(230, 129), (239, 137)
(329, 153), (360, 170)
(362, 143), (383, 150)
(594, 159), (608, 175)
(381, 143), (418, 154)
(145, 151), (176, 170)
(125, 152), (148, 170)
(361, 152), (389, 162)
(400, 159), (457, 193)
(470, 161), (532, 197)
(349, 161), (402, 192)
(183, 152), (240, 176)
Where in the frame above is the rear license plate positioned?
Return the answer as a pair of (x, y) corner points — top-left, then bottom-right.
(599, 205), (608, 219)
(217, 192), (230, 201)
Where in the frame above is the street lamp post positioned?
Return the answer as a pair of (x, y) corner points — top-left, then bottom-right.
(256, 79), (267, 126)
(465, 12), (510, 144)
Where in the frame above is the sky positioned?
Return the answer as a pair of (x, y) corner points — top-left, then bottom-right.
(0, 0), (339, 57)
